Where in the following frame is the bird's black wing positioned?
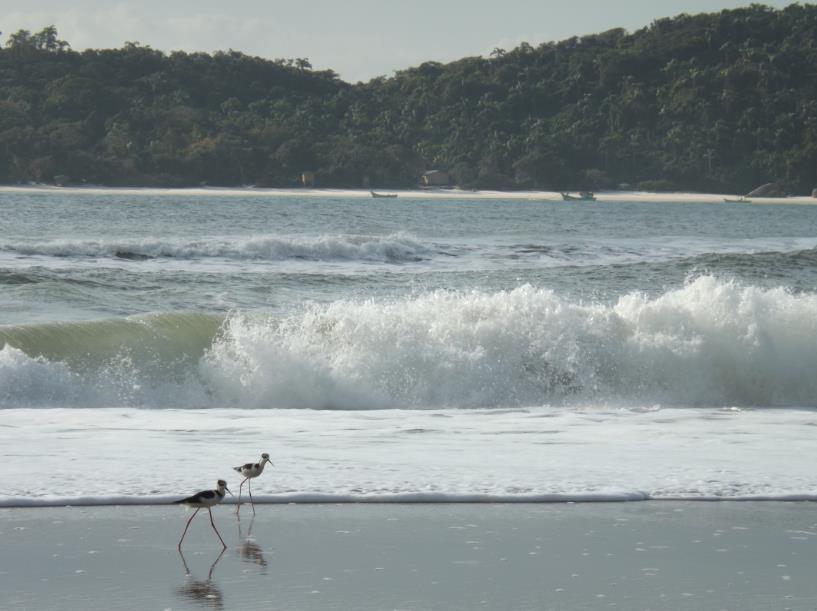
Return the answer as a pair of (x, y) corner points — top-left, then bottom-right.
(173, 489), (215, 504)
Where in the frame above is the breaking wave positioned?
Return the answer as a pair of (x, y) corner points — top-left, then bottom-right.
(0, 233), (432, 263)
(0, 313), (220, 407)
(2, 276), (817, 409)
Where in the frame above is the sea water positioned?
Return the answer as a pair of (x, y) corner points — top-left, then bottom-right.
(2, 187), (817, 505)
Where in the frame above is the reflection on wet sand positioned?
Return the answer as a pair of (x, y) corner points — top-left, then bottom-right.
(176, 548), (225, 610)
(238, 517), (267, 571)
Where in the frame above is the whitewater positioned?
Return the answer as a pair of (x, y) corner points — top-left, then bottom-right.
(2, 187), (817, 506)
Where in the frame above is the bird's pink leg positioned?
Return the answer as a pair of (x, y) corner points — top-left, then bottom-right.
(208, 507), (227, 548)
(236, 477), (247, 516)
(248, 479), (255, 515)
(178, 507), (200, 549)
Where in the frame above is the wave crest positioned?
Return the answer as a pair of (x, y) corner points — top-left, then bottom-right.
(0, 313), (219, 407)
(3, 277), (817, 409)
(0, 233), (431, 263)
(202, 276), (817, 409)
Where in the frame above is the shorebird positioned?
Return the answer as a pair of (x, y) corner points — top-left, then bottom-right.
(174, 479), (231, 549)
(233, 453), (273, 516)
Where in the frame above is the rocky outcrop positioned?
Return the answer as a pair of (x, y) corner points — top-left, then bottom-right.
(747, 182), (786, 197)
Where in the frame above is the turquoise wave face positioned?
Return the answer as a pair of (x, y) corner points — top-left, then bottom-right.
(0, 313), (223, 368)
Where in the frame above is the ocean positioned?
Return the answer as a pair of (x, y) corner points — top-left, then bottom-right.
(2, 187), (817, 505)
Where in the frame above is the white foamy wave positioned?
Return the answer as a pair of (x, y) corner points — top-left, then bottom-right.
(0, 345), (83, 407)
(3, 277), (817, 409)
(3, 406), (817, 503)
(202, 276), (817, 408)
(0, 233), (431, 263)
(0, 344), (208, 408)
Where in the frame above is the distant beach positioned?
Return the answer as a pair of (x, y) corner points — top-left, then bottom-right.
(2, 183), (816, 204)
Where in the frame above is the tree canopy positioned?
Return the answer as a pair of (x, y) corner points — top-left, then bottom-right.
(1, 6), (816, 193)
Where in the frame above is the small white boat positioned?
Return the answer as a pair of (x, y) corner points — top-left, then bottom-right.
(723, 196), (751, 203)
(561, 191), (596, 201)
(370, 190), (398, 198)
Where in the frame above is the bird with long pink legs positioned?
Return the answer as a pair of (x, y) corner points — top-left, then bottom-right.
(174, 479), (232, 549)
(233, 453), (273, 518)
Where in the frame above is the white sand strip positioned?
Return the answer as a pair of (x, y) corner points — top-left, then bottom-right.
(2, 184), (815, 204)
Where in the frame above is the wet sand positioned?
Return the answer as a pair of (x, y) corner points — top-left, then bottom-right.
(2, 502), (817, 610)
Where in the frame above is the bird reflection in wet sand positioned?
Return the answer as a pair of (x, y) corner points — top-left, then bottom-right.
(238, 517), (267, 571)
(176, 548), (226, 610)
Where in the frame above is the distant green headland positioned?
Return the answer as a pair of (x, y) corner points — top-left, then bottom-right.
(1, 4), (816, 193)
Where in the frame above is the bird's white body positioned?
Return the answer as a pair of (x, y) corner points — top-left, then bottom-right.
(233, 456), (271, 480)
(234, 453), (272, 516)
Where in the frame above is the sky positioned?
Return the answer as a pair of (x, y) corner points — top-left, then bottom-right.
(1, 1), (795, 82)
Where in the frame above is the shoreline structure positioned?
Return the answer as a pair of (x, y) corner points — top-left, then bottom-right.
(2, 184), (817, 204)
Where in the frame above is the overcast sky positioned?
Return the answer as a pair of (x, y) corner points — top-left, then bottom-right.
(1, 1), (794, 82)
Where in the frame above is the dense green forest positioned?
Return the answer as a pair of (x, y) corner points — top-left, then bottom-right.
(1, 4), (816, 192)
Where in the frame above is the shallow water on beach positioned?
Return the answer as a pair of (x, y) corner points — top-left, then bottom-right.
(2, 188), (817, 504)
(4, 503), (817, 611)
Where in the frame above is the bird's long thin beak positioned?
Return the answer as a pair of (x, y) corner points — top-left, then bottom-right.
(226, 487), (233, 496)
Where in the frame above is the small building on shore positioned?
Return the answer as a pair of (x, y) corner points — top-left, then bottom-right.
(421, 170), (449, 187)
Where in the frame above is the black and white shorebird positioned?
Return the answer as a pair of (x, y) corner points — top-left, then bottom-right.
(174, 479), (232, 549)
(233, 453), (273, 516)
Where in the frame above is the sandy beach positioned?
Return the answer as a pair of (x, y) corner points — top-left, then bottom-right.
(1, 183), (816, 205)
(3, 502), (817, 610)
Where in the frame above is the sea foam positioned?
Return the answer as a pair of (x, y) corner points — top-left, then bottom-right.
(2, 276), (817, 409)
(203, 275), (817, 409)
(0, 233), (431, 263)
(2, 405), (817, 504)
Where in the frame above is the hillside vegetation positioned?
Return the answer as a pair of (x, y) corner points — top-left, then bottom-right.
(1, 4), (816, 192)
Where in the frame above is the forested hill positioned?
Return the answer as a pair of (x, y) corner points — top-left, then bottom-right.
(1, 4), (816, 193)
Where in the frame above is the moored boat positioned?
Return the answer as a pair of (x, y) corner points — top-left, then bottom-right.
(561, 191), (596, 201)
